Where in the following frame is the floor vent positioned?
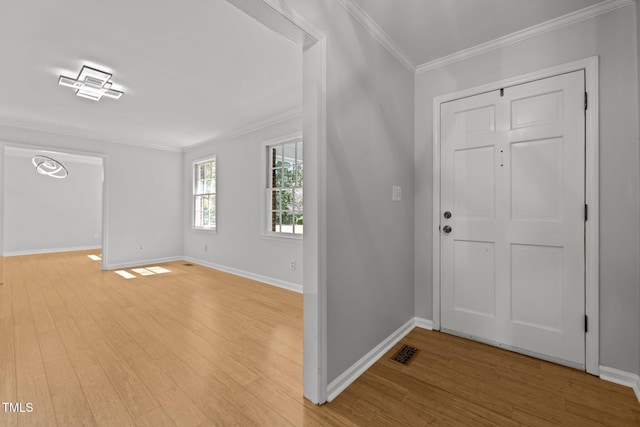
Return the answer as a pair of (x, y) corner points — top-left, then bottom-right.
(390, 344), (419, 366)
(183, 263), (194, 267)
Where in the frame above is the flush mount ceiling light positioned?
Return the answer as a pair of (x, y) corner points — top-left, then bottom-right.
(32, 155), (68, 179)
(58, 65), (124, 101)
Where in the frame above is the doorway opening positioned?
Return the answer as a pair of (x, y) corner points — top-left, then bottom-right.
(225, 0), (328, 403)
(1, 144), (107, 270)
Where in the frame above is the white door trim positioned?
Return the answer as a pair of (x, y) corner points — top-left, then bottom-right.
(431, 56), (600, 375)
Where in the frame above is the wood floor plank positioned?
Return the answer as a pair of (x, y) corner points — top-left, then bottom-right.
(54, 318), (136, 427)
(2, 251), (639, 426)
(36, 330), (97, 426)
(0, 308), (17, 427)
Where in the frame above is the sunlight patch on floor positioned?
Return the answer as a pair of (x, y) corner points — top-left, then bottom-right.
(146, 266), (170, 274)
(114, 266), (171, 279)
(115, 270), (136, 279)
(132, 268), (156, 276)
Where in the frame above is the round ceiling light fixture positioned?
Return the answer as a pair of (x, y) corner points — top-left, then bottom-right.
(31, 155), (68, 179)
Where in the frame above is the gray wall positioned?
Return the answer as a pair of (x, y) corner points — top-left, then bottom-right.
(183, 116), (304, 290)
(415, 5), (640, 374)
(290, 0), (416, 383)
(3, 149), (102, 254)
(0, 125), (183, 269)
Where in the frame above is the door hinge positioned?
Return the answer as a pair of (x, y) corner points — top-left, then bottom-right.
(584, 204), (588, 221)
(500, 88), (504, 97)
(584, 92), (588, 111)
(585, 315), (588, 333)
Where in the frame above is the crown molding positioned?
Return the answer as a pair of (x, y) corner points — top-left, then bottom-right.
(0, 109), (303, 154)
(416, 0), (635, 74)
(187, 109), (302, 150)
(334, 0), (416, 73)
(0, 116), (183, 153)
(4, 145), (103, 165)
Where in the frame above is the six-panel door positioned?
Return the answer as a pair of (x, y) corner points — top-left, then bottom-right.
(440, 71), (586, 368)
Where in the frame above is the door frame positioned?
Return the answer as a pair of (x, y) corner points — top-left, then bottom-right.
(431, 56), (600, 375)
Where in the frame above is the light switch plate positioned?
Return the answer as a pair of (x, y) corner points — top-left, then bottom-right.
(392, 185), (402, 202)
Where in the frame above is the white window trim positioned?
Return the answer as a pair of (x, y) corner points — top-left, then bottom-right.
(192, 155), (217, 232)
(261, 133), (303, 240)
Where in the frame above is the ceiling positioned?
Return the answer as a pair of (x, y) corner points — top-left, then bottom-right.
(0, 0), (611, 151)
(0, 0), (302, 150)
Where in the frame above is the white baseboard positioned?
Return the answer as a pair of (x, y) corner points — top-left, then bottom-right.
(414, 317), (434, 330)
(106, 256), (183, 270)
(326, 317), (415, 402)
(599, 365), (640, 404)
(184, 257), (302, 294)
(3, 245), (101, 257)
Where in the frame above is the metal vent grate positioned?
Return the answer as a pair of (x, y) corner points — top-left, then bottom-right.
(390, 344), (419, 366)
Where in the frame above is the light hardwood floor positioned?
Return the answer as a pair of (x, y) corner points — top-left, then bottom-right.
(0, 251), (638, 426)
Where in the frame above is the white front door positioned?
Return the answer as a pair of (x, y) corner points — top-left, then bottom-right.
(440, 71), (586, 368)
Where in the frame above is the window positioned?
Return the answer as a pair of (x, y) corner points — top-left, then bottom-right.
(267, 140), (303, 235)
(193, 157), (216, 230)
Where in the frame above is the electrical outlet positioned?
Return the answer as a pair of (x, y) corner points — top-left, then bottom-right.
(290, 259), (296, 270)
(204, 244), (208, 252)
(139, 244), (143, 251)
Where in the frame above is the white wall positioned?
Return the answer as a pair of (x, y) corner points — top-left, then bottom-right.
(0, 125), (183, 269)
(415, 5), (640, 375)
(183, 116), (304, 291)
(3, 148), (102, 255)
(286, 0), (416, 383)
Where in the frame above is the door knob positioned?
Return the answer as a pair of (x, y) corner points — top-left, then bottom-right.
(443, 225), (452, 234)
(444, 211), (452, 219)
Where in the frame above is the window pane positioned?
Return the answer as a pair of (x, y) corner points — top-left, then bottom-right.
(207, 208), (216, 228)
(196, 163), (204, 193)
(283, 142), (296, 160)
(282, 208), (293, 233)
(278, 189), (287, 211)
(209, 194), (216, 214)
(294, 213), (303, 235)
(281, 189), (293, 212)
(283, 163), (295, 187)
(293, 189), (303, 214)
(272, 211), (282, 233)
(274, 145), (283, 168)
(296, 141), (303, 163)
(295, 164), (303, 187)
(272, 165), (282, 188)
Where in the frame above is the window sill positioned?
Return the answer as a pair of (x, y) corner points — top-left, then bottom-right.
(260, 233), (303, 243)
(193, 227), (217, 233)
